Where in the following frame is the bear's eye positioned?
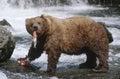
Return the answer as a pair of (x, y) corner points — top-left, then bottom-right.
(30, 24), (33, 27)
(38, 22), (41, 25)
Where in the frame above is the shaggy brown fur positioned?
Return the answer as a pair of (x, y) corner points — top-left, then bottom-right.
(25, 15), (109, 76)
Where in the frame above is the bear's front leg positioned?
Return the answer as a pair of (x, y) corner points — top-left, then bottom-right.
(46, 48), (61, 76)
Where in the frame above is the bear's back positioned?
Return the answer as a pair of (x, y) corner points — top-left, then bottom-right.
(45, 15), (108, 53)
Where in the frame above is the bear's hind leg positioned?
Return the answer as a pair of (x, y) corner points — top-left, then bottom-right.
(92, 46), (109, 73)
(79, 50), (97, 69)
(93, 51), (109, 73)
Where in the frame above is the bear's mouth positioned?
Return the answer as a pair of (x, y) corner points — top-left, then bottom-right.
(32, 31), (37, 48)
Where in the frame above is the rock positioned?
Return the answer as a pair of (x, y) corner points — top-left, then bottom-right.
(0, 26), (15, 62)
(0, 19), (11, 26)
(0, 60), (39, 73)
(0, 19), (14, 32)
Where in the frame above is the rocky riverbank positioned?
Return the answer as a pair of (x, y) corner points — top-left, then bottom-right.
(0, 51), (120, 79)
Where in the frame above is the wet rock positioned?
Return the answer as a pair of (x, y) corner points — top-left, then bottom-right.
(0, 26), (15, 62)
(0, 60), (39, 73)
(0, 19), (11, 27)
(0, 19), (14, 32)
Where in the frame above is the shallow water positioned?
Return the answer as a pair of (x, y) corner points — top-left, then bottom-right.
(0, 0), (120, 79)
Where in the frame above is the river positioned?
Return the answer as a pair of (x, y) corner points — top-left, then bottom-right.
(0, 0), (120, 79)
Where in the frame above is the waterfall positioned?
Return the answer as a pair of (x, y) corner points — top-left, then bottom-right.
(0, 0), (9, 8)
(87, 0), (120, 6)
(0, 0), (88, 9)
(8, 0), (33, 8)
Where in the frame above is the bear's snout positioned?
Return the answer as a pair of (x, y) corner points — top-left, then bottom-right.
(33, 25), (38, 31)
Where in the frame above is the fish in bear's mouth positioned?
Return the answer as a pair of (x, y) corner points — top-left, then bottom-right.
(32, 31), (37, 48)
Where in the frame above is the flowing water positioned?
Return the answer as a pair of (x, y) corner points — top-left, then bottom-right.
(0, 0), (120, 79)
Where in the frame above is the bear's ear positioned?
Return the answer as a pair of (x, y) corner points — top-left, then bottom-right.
(41, 14), (51, 25)
(41, 14), (48, 21)
(25, 18), (33, 25)
(25, 19), (30, 24)
(41, 14), (45, 18)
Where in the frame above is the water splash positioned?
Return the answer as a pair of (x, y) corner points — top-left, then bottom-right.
(0, 71), (8, 79)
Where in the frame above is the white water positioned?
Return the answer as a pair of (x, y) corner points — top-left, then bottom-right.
(0, 0), (120, 78)
(0, 71), (8, 79)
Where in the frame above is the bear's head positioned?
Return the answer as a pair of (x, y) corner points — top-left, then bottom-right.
(25, 15), (51, 37)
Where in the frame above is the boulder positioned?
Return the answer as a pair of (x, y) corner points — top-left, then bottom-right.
(0, 19), (14, 31)
(0, 19), (11, 26)
(0, 26), (15, 62)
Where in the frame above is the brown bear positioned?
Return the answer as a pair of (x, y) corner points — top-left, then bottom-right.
(24, 14), (111, 76)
